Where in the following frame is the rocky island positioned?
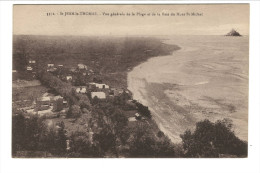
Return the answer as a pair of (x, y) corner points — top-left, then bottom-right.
(225, 29), (242, 36)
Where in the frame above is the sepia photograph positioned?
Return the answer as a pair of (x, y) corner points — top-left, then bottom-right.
(11, 4), (249, 159)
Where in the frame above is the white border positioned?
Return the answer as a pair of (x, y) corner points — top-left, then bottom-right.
(1, 1), (259, 173)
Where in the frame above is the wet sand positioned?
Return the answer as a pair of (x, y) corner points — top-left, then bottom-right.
(127, 35), (249, 143)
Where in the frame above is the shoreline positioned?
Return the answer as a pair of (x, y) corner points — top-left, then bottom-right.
(127, 35), (249, 143)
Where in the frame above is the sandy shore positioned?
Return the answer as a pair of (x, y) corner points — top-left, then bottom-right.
(127, 35), (249, 143)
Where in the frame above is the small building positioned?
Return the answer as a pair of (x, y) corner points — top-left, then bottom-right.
(66, 140), (71, 151)
(70, 67), (77, 73)
(58, 65), (63, 67)
(75, 87), (87, 94)
(76, 88), (81, 93)
(63, 100), (68, 107)
(89, 82), (109, 89)
(128, 117), (137, 122)
(111, 88), (124, 96)
(66, 76), (72, 81)
(53, 95), (63, 101)
(29, 60), (36, 64)
(78, 64), (87, 70)
(47, 67), (57, 72)
(47, 64), (54, 67)
(37, 96), (51, 105)
(91, 92), (106, 99)
(26, 66), (33, 71)
(81, 87), (87, 93)
(12, 70), (17, 73)
(135, 113), (141, 119)
(36, 96), (51, 111)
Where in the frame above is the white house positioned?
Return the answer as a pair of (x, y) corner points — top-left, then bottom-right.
(81, 87), (87, 93)
(47, 67), (57, 72)
(135, 113), (141, 118)
(76, 87), (87, 94)
(53, 95), (63, 101)
(29, 60), (36, 63)
(91, 92), (106, 99)
(70, 67), (77, 73)
(12, 70), (17, 73)
(78, 64), (87, 70)
(66, 76), (72, 80)
(89, 82), (109, 89)
(76, 88), (81, 93)
(47, 64), (54, 67)
(27, 66), (33, 71)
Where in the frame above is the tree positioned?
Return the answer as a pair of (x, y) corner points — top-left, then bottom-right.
(12, 114), (26, 155)
(13, 114), (67, 157)
(68, 131), (100, 157)
(53, 121), (67, 155)
(136, 102), (151, 118)
(93, 125), (116, 153)
(180, 119), (247, 158)
(67, 105), (82, 118)
(53, 98), (63, 112)
(128, 122), (175, 158)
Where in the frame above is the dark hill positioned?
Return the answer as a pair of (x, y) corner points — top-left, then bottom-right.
(225, 29), (242, 36)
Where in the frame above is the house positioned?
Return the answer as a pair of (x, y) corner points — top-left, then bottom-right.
(63, 100), (68, 107)
(47, 64), (54, 67)
(36, 96), (51, 111)
(135, 113), (141, 119)
(81, 87), (87, 93)
(128, 117), (137, 122)
(78, 64), (87, 70)
(47, 67), (57, 72)
(96, 83), (109, 89)
(75, 87), (87, 94)
(66, 76), (72, 81)
(58, 65), (63, 67)
(89, 82), (109, 89)
(70, 67), (77, 73)
(27, 66), (33, 71)
(29, 60), (36, 63)
(53, 95), (63, 100)
(76, 88), (81, 93)
(37, 96), (50, 105)
(111, 88), (124, 96)
(12, 70), (17, 73)
(91, 92), (106, 99)
(66, 140), (71, 151)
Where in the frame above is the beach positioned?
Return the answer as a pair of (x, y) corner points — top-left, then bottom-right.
(127, 35), (249, 143)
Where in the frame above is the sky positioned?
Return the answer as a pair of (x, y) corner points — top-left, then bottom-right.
(13, 4), (249, 36)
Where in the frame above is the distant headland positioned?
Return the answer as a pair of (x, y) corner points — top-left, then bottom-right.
(225, 29), (242, 36)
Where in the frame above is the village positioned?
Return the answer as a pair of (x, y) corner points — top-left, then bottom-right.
(13, 59), (148, 125)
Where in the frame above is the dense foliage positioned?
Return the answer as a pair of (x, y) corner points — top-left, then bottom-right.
(180, 119), (247, 158)
(12, 113), (67, 157)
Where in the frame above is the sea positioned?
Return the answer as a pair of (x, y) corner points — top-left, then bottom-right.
(127, 35), (249, 143)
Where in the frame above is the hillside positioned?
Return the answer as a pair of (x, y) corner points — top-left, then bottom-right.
(13, 35), (180, 87)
